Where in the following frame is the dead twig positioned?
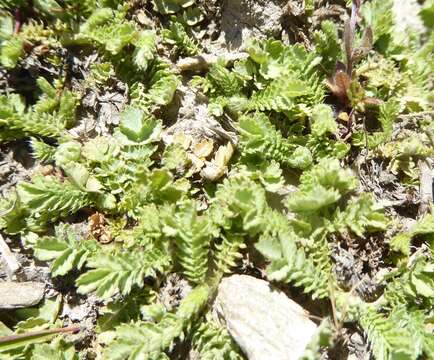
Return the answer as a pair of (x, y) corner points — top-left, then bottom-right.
(176, 52), (248, 73)
(397, 111), (434, 121)
(0, 325), (80, 344)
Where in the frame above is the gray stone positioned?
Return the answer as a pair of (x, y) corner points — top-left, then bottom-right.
(0, 281), (45, 309)
(0, 233), (20, 278)
(220, 0), (284, 50)
(214, 275), (318, 360)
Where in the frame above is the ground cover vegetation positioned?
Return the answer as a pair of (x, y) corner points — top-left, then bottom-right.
(0, 0), (433, 359)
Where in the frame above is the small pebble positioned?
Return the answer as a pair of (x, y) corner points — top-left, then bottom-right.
(0, 281), (45, 309)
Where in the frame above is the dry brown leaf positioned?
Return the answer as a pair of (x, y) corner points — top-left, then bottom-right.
(188, 153), (205, 172)
(338, 112), (350, 122)
(214, 142), (234, 168)
(40, 165), (55, 176)
(193, 139), (214, 159)
(201, 162), (226, 181)
(201, 142), (234, 181)
(89, 212), (112, 244)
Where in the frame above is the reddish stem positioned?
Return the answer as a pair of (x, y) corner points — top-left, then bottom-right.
(13, 9), (22, 35)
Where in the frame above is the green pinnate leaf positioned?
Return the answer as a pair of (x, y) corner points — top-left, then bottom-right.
(16, 175), (92, 228)
(76, 247), (171, 300)
(286, 185), (341, 213)
(133, 30), (156, 71)
(311, 104), (338, 137)
(34, 223), (98, 276)
(82, 136), (120, 163)
(162, 200), (215, 284)
(313, 20), (342, 73)
(0, 37), (24, 68)
(30, 138), (56, 162)
(331, 193), (389, 237)
(119, 107), (161, 143)
(104, 285), (209, 359)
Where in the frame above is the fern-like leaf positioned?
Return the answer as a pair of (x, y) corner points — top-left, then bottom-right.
(130, 60), (180, 108)
(245, 40), (324, 117)
(17, 175), (92, 225)
(33, 223), (98, 277)
(133, 30), (157, 71)
(213, 233), (246, 275)
(313, 20), (342, 74)
(0, 94), (69, 142)
(390, 307), (434, 359)
(364, 98), (400, 148)
(248, 77), (308, 112)
(79, 9), (137, 55)
(162, 20), (200, 56)
(383, 254), (434, 308)
(238, 113), (312, 170)
(146, 60), (180, 106)
(211, 174), (267, 235)
(192, 315), (244, 360)
(76, 247), (171, 300)
(362, 0), (394, 52)
(162, 200), (215, 284)
(286, 158), (357, 213)
(256, 211), (330, 299)
(196, 60), (244, 97)
(330, 193), (389, 237)
(105, 284), (210, 359)
(30, 138), (56, 162)
(0, 37), (24, 68)
(356, 305), (416, 360)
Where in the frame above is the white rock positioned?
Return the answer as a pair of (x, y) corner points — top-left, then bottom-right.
(0, 281), (45, 309)
(214, 275), (318, 360)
